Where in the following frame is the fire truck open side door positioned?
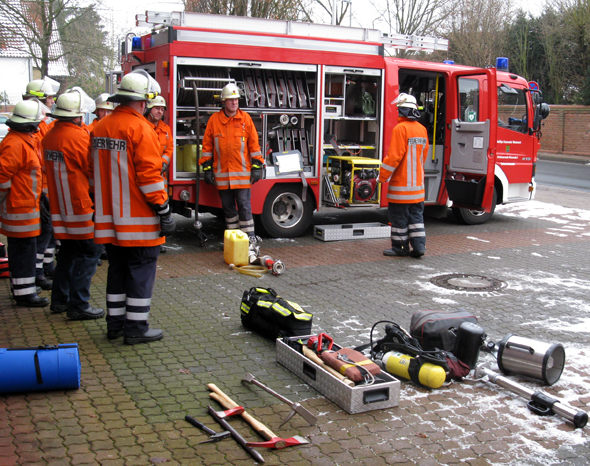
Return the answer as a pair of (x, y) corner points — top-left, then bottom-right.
(446, 68), (497, 212)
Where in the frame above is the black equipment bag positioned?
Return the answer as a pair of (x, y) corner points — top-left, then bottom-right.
(410, 310), (478, 352)
(240, 287), (313, 341)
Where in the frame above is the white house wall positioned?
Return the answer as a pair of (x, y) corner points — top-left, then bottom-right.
(0, 57), (32, 105)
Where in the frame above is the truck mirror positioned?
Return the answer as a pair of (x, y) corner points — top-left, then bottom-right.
(533, 102), (550, 131)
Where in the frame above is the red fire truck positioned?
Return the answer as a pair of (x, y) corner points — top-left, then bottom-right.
(121, 11), (549, 238)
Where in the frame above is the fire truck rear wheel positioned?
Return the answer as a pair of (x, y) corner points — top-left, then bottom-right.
(260, 185), (314, 238)
(452, 188), (497, 225)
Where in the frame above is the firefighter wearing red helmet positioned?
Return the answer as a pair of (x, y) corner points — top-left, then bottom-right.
(379, 93), (429, 258)
(90, 69), (175, 345)
(43, 87), (105, 320)
(200, 83), (264, 240)
(0, 100), (49, 307)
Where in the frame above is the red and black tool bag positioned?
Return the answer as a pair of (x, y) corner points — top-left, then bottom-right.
(410, 310), (478, 352)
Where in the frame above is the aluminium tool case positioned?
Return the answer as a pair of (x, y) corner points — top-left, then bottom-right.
(313, 223), (390, 242)
(276, 335), (400, 414)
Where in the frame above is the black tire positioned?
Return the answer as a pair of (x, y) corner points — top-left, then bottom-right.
(452, 188), (497, 225)
(260, 185), (314, 238)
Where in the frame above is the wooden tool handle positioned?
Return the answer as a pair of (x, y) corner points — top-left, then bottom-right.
(207, 384), (277, 441)
(302, 346), (355, 387)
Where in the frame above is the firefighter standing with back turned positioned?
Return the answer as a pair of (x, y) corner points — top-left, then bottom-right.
(0, 100), (49, 307)
(200, 83), (265, 241)
(90, 70), (176, 345)
(43, 87), (105, 320)
(23, 77), (61, 289)
(379, 93), (429, 258)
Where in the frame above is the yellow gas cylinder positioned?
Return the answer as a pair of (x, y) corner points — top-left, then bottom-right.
(224, 229), (250, 266)
(184, 144), (198, 173)
(176, 145), (184, 172)
(382, 351), (447, 389)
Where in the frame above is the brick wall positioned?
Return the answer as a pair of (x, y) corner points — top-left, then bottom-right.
(540, 105), (590, 155)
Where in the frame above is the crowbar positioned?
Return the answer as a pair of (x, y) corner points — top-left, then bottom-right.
(241, 373), (317, 427)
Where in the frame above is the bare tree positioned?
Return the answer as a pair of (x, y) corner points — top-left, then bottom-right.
(371, 0), (454, 36)
(0, 0), (110, 82)
(183, 0), (306, 20)
(445, 0), (511, 67)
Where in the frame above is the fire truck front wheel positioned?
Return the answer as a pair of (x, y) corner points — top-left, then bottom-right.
(260, 185), (314, 238)
(452, 188), (497, 225)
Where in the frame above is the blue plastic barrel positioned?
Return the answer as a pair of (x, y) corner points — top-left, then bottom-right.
(0, 344), (81, 393)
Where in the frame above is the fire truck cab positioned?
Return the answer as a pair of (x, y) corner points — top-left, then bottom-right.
(122, 11), (548, 237)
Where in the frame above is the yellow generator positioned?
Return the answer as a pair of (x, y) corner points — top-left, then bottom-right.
(327, 156), (381, 205)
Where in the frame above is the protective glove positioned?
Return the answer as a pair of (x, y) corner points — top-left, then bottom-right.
(161, 162), (169, 175)
(40, 192), (51, 223)
(150, 200), (176, 237)
(250, 162), (264, 184)
(158, 212), (176, 237)
(202, 160), (214, 185)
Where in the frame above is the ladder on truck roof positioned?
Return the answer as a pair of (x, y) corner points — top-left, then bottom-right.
(135, 11), (448, 53)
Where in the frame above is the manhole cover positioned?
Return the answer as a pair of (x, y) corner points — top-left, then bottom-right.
(430, 274), (507, 292)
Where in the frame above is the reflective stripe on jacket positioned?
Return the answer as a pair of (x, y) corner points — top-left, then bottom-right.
(200, 109), (263, 190)
(379, 117), (429, 204)
(0, 130), (42, 237)
(90, 105), (167, 247)
(43, 120), (95, 240)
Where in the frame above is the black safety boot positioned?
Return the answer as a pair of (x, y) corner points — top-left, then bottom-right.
(36, 275), (53, 290)
(15, 295), (50, 307)
(107, 329), (125, 340)
(50, 303), (68, 314)
(383, 248), (410, 257)
(410, 249), (425, 258)
(124, 328), (164, 345)
(67, 307), (105, 321)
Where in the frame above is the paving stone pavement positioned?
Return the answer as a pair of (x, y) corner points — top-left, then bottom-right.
(1, 184), (589, 466)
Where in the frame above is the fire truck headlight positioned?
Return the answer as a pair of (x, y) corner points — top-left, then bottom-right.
(180, 190), (191, 201)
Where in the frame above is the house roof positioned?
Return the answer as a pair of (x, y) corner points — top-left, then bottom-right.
(0, 0), (69, 77)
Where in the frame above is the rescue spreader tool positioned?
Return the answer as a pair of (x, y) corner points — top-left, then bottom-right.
(208, 383), (310, 450)
(207, 405), (265, 463)
(241, 373), (317, 427)
(184, 415), (231, 443)
(474, 363), (588, 428)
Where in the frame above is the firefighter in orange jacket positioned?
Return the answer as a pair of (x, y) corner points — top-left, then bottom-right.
(90, 70), (175, 345)
(23, 77), (60, 139)
(44, 87), (105, 321)
(200, 83), (264, 239)
(145, 96), (173, 180)
(379, 93), (429, 258)
(87, 93), (114, 133)
(0, 100), (49, 307)
(23, 77), (61, 287)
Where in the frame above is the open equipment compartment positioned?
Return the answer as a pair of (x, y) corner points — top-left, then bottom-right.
(175, 59), (318, 180)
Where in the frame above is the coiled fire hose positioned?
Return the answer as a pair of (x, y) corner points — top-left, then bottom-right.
(229, 264), (269, 278)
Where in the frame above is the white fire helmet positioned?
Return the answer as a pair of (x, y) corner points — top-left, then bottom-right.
(221, 83), (241, 101)
(108, 70), (161, 103)
(95, 93), (115, 111)
(23, 77), (61, 100)
(392, 93), (418, 109)
(147, 95), (166, 109)
(9, 100), (44, 124)
(50, 87), (96, 118)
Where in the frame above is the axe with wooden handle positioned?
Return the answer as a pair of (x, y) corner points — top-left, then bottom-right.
(207, 383), (310, 450)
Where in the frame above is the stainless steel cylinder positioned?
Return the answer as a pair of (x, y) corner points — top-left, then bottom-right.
(497, 334), (565, 385)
